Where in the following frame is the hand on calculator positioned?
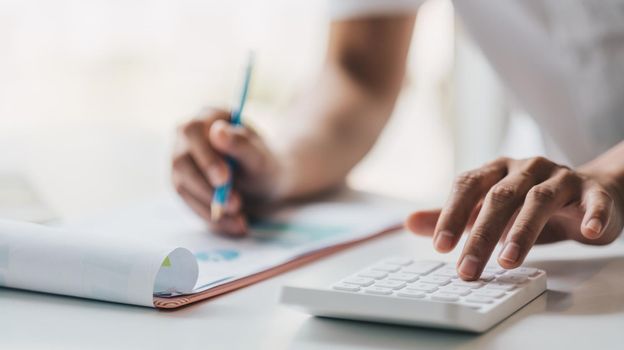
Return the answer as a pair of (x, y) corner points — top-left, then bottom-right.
(405, 156), (624, 281)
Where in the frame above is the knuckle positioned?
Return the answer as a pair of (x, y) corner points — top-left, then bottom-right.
(202, 159), (220, 172)
(228, 132), (250, 147)
(593, 187), (613, 202)
(528, 185), (557, 204)
(590, 188), (614, 213)
(171, 154), (188, 170)
(172, 178), (184, 194)
(558, 168), (577, 183)
(188, 151), (218, 170)
(509, 221), (536, 244)
(591, 203), (609, 216)
(488, 184), (518, 204)
(469, 229), (498, 248)
(181, 120), (203, 137)
(530, 156), (551, 167)
(523, 156), (553, 173)
(453, 171), (483, 192)
(557, 167), (574, 177)
(492, 156), (511, 165)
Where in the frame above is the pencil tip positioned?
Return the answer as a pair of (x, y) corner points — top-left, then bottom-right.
(211, 205), (224, 222)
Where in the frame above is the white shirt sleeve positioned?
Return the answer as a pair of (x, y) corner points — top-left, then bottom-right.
(329, 0), (426, 20)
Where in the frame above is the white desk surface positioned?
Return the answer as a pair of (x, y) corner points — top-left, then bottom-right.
(2, 230), (624, 350)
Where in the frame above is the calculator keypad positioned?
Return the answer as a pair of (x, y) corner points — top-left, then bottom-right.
(332, 258), (542, 308)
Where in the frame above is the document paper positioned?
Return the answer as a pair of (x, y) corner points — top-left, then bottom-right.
(0, 220), (198, 307)
(0, 191), (412, 308)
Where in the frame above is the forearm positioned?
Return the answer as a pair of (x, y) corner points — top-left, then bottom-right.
(271, 16), (416, 200)
(274, 66), (397, 199)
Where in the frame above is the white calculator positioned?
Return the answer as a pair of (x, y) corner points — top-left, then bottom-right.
(280, 257), (546, 332)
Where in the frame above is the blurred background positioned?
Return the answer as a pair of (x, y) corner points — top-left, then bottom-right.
(0, 0), (544, 222)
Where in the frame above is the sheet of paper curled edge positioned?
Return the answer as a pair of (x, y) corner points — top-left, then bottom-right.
(0, 219), (198, 307)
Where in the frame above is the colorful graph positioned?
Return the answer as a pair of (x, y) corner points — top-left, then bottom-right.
(249, 220), (348, 248)
(195, 249), (240, 262)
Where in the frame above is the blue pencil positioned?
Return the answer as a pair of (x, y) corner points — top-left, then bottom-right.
(211, 53), (255, 221)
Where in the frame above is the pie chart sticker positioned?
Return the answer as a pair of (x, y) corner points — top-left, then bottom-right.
(153, 247), (198, 295)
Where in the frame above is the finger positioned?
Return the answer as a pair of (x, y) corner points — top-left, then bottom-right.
(433, 158), (509, 253)
(580, 186), (614, 240)
(405, 209), (441, 236)
(406, 201), (484, 237)
(209, 120), (265, 172)
(177, 185), (213, 223)
(496, 169), (581, 270)
(456, 159), (556, 279)
(211, 214), (248, 236)
(181, 119), (230, 187)
(179, 184), (248, 236)
(225, 191), (243, 215)
(172, 153), (214, 204)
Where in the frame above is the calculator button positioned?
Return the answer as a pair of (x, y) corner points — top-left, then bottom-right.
(485, 282), (516, 291)
(332, 283), (361, 292)
(484, 266), (507, 275)
(473, 289), (505, 298)
(374, 280), (406, 290)
(478, 273), (496, 282)
(388, 273), (419, 282)
(510, 267), (539, 277)
(496, 274), (528, 284)
(384, 257), (414, 266)
(357, 270), (388, 279)
(364, 286), (393, 295)
(396, 290), (426, 298)
(406, 283), (438, 293)
(451, 280), (484, 289)
(431, 292), (460, 302)
(372, 264), (401, 272)
(431, 266), (458, 277)
(419, 276), (451, 286)
(439, 286), (471, 296)
(342, 277), (374, 287)
(402, 261), (443, 275)
(465, 295), (494, 304)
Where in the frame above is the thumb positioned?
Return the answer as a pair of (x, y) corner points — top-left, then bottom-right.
(405, 209), (441, 236)
(209, 120), (264, 172)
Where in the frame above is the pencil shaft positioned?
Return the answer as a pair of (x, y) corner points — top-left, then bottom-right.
(211, 54), (254, 220)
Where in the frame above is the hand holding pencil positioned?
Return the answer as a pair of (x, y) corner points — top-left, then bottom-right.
(171, 55), (284, 236)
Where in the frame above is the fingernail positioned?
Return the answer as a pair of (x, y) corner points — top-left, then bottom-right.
(210, 121), (229, 142)
(458, 255), (480, 279)
(208, 165), (227, 186)
(434, 230), (455, 251)
(216, 123), (228, 138)
(499, 242), (520, 263)
(586, 218), (602, 235)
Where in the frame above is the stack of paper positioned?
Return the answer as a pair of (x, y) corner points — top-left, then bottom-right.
(0, 190), (413, 308)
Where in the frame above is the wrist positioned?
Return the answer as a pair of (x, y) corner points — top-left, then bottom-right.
(270, 150), (347, 203)
(266, 156), (294, 203)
